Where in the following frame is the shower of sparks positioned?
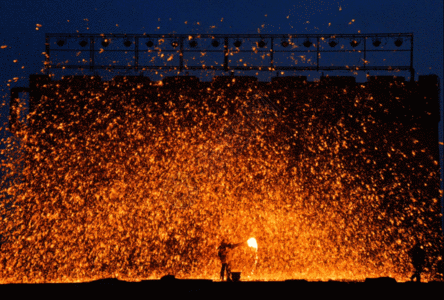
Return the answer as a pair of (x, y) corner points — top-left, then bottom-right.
(0, 77), (443, 283)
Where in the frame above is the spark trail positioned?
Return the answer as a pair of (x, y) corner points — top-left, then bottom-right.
(0, 78), (442, 283)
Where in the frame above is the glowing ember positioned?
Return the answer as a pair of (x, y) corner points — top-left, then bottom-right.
(0, 76), (442, 283)
(247, 238), (258, 250)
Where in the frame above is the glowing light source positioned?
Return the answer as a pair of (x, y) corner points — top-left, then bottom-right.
(171, 40), (179, 48)
(257, 40), (266, 48)
(247, 238), (258, 250)
(56, 40), (65, 47)
(146, 40), (154, 47)
(79, 40), (88, 47)
(211, 40), (220, 47)
(394, 38), (403, 47)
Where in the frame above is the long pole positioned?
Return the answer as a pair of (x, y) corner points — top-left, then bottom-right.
(45, 36), (50, 75)
(438, 66), (444, 234)
(270, 38), (274, 70)
(90, 36), (95, 73)
(316, 37), (320, 72)
(410, 34), (414, 82)
(224, 37), (229, 72)
(364, 37), (367, 70)
(135, 36), (139, 71)
(179, 36), (184, 72)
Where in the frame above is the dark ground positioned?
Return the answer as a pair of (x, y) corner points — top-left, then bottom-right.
(1, 278), (443, 297)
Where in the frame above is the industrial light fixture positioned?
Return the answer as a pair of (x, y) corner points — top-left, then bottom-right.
(303, 39), (311, 48)
(233, 40), (242, 48)
(211, 39), (220, 47)
(171, 40), (179, 48)
(281, 39), (290, 47)
(189, 40), (198, 48)
(328, 38), (338, 47)
(79, 40), (88, 47)
(101, 39), (110, 47)
(350, 38), (360, 47)
(257, 40), (266, 48)
(394, 38), (403, 47)
(146, 40), (154, 47)
(123, 39), (132, 47)
(372, 38), (381, 47)
(56, 39), (65, 47)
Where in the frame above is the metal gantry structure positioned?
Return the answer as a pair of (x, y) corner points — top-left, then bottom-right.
(45, 33), (414, 79)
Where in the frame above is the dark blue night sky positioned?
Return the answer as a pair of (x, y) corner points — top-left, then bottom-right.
(1, 0), (442, 83)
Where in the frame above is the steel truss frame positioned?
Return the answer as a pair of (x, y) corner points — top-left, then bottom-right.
(45, 33), (414, 78)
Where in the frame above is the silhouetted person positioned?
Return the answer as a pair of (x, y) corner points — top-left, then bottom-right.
(437, 244), (444, 280)
(409, 241), (426, 282)
(218, 239), (244, 281)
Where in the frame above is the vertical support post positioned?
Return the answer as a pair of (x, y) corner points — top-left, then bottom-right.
(316, 36), (320, 72)
(270, 37), (274, 71)
(363, 36), (367, 70)
(441, 74), (444, 234)
(90, 36), (95, 73)
(410, 34), (414, 82)
(135, 36), (139, 71)
(179, 35), (184, 72)
(45, 35), (50, 75)
(224, 37), (229, 72)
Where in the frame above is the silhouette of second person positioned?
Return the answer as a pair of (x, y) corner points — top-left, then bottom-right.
(409, 240), (426, 282)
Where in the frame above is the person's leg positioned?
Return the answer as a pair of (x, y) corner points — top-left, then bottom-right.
(226, 263), (232, 282)
(412, 269), (421, 282)
(221, 263), (226, 281)
(411, 264), (419, 281)
(413, 265), (423, 282)
(417, 266), (423, 282)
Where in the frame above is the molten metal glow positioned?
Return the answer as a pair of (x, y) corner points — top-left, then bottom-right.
(0, 81), (442, 283)
(247, 238), (258, 250)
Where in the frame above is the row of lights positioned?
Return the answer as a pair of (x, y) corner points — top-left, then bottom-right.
(57, 38), (242, 48)
(56, 37), (404, 49)
(307, 37), (402, 48)
(167, 39), (264, 48)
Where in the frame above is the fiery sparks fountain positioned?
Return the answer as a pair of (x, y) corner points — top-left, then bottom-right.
(247, 237), (258, 277)
(0, 74), (443, 283)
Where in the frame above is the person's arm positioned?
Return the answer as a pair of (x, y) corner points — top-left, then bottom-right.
(231, 242), (245, 249)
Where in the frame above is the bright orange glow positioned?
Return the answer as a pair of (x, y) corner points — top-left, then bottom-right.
(247, 238), (258, 250)
(0, 77), (442, 283)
